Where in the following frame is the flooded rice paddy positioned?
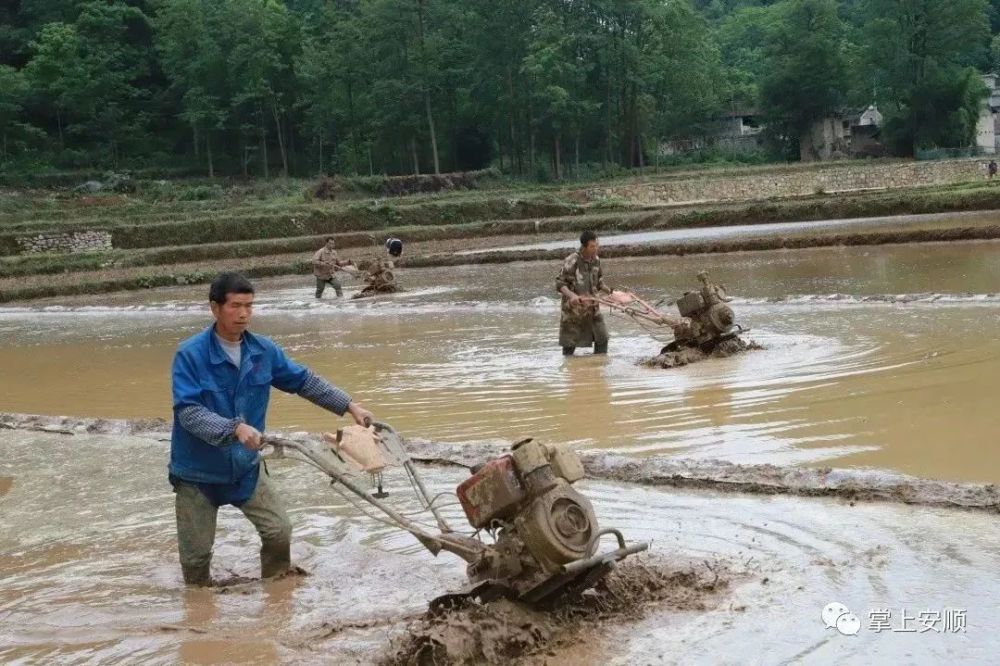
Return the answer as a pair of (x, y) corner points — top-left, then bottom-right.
(2, 238), (1000, 664)
(1, 241), (999, 482)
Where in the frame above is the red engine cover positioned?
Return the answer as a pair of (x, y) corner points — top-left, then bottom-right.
(456, 455), (526, 529)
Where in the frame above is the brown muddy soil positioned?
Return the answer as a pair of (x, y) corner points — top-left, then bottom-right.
(383, 558), (729, 666)
(640, 336), (763, 369)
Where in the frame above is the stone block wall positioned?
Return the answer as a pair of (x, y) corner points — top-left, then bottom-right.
(588, 159), (989, 205)
(15, 230), (114, 254)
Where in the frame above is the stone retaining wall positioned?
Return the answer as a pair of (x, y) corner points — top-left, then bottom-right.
(588, 159), (989, 205)
(15, 230), (114, 254)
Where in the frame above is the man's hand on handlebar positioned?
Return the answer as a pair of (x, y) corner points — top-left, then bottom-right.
(560, 286), (581, 306)
(234, 423), (264, 451)
(347, 401), (375, 427)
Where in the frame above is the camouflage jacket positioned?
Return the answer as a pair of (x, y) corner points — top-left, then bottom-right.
(556, 251), (608, 312)
(312, 247), (342, 278)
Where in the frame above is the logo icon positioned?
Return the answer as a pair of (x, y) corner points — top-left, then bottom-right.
(822, 602), (861, 636)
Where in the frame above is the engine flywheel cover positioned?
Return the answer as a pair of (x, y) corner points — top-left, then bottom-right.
(707, 303), (735, 332)
(516, 482), (598, 570)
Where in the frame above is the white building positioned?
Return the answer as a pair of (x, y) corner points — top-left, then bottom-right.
(975, 74), (1000, 154)
(857, 104), (883, 127)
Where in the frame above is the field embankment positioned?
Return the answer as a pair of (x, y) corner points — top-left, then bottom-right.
(4, 159), (1000, 302)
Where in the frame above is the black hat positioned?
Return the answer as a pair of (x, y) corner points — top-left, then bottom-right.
(385, 237), (403, 257)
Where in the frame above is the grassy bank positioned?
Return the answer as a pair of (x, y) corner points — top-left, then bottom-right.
(5, 181), (1000, 280)
(4, 163), (1000, 301)
(0, 196), (588, 255)
(0, 210), (660, 278)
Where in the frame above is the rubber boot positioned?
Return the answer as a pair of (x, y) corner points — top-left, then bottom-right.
(260, 540), (291, 579)
(562, 346), (576, 356)
(594, 342), (608, 354)
(182, 562), (213, 587)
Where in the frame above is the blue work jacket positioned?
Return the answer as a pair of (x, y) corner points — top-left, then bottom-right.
(169, 325), (309, 484)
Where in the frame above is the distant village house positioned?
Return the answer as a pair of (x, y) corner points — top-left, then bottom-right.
(799, 104), (884, 161)
(658, 109), (763, 156)
(975, 73), (1000, 155)
(660, 78), (1000, 162)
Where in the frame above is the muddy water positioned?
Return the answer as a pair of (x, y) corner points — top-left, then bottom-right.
(459, 209), (1000, 254)
(2, 242), (1000, 483)
(1, 430), (998, 664)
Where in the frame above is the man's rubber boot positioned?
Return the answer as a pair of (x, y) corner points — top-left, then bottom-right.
(594, 342), (608, 354)
(562, 346), (576, 356)
(182, 563), (213, 587)
(260, 541), (292, 579)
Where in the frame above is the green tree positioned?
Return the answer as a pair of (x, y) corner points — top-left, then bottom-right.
(24, 22), (86, 149)
(155, 0), (230, 176)
(523, 5), (597, 179)
(297, 4), (360, 174)
(0, 65), (37, 160)
(355, 0), (453, 175)
(864, 0), (990, 155)
(221, 0), (300, 178)
(74, 0), (154, 165)
(714, 6), (777, 114)
(642, 0), (723, 161)
(759, 0), (847, 158)
(463, 0), (540, 174)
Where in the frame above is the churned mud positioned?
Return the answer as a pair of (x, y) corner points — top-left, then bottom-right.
(640, 337), (763, 369)
(352, 285), (400, 300)
(383, 558), (730, 666)
(6, 219), (1000, 303)
(4, 417), (1000, 664)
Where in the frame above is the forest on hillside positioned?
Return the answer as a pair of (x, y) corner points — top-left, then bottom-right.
(1, 0), (999, 178)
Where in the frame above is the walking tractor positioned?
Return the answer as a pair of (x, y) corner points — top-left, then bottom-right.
(264, 422), (648, 608)
(584, 270), (752, 359)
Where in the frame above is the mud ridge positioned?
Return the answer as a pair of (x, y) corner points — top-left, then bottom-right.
(4, 225), (1000, 303)
(0, 412), (169, 436)
(401, 439), (1000, 514)
(381, 557), (728, 666)
(3, 412), (997, 513)
(405, 224), (1000, 268)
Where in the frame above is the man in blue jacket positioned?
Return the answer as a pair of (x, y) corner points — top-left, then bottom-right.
(170, 272), (374, 586)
